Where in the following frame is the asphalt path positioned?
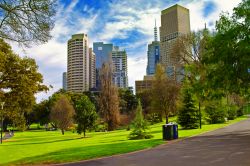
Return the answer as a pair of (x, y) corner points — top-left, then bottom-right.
(56, 118), (250, 166)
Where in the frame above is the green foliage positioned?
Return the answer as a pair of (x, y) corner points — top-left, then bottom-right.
(128, 101), (153, 140)
(178, 88), (199, 129)
(119, 88), (138, 114)
(146, 113), (162, 125)
(75, 95), (97, 137)
(204, 100), (227, 124)
(227, 105), (238, 120)
(0, 39), (48, 129)
(204, 0), (250, 94)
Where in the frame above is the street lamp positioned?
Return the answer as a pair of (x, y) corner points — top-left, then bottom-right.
(195, 75), (202, 129)
(0, 102), (4, 144)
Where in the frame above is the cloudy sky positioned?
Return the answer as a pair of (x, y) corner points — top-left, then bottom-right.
(11, 0), (241, 102)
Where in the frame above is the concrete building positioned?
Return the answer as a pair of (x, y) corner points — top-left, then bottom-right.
(112, 46), (128, 88)
(67, 34), (89, 93)
(89, 48), (96, 89)
(135, 75), (154, 94)
(62, 72), (67, 90)
(93, 42), (114, 89)
(147, 20), (160, 75)
(160, 4), (190, 80)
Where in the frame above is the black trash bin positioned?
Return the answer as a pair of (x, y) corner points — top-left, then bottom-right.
(173, 124), (178, 139)
(162, 124), (173, 140)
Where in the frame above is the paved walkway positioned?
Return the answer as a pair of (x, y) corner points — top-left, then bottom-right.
(58, 118), (250, 166)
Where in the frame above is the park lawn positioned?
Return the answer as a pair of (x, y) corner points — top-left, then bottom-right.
(0, 116), (247, 165)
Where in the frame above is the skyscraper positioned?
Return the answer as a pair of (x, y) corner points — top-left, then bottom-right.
(112, 46), (128, 88)
(89, 48), (96, 89)
(93, 42), (113, 89)
(62, 72), (67, 91)
(160, 4), (190, 79)
(146, 20), (160, 75)
(67, 34), (89, 93)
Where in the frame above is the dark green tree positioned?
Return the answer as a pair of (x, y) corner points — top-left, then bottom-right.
(119, 88), (138, 114)
(177, 88), (199, 129)
(75, 95), (97, 137)
(0, 0), (56, 46)
(128, 101), (153, 140)
(204, 0), (250, 94)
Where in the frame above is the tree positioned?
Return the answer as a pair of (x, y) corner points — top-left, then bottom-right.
(119, 88), (138, 114)
(204, 0), (250, 94)
(75, 95), (97, 137)
(99, 62), (120, 131)
(0, 39), (48, 130)
(151, 64), (180, 124)
(177, 88), (199, 129)
(128, 101), (152, 140)
(0, 0), (56, 46)
(50, 95), (75, 135)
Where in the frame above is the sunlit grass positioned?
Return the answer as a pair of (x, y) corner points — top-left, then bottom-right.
(0, 116), (247, 165)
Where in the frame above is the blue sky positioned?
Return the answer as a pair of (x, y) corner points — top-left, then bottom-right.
(11, 0), (241, 102)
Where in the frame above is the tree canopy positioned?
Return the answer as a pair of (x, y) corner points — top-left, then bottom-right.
(0, 0), (56, 46)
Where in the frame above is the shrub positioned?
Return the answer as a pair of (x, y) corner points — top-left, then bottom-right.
(146, 113), (162, 124)
(227, 105), (238, 120)
(128, 101), (153, 140)
(205, 100), (227, 124)
(237, 107), (244, 117)
(177, 88), (199, 129)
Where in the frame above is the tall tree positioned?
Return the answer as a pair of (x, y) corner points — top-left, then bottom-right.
(204, 0), (250, 94)
(0, 39), (48, 129)
(119, 88), (138, 114)
(151, 64), (180, 124)
(75, 95), (97, 137)
(0, 0), (56, 46)
(99, 62), (120, 131)
(50, 95), (75, 135)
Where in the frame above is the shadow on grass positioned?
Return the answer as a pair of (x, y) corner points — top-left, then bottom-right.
(3, 137), (80, 146)
(7, 139), (162, 165)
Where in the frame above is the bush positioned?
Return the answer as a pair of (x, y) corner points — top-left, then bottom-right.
(128, 101), (153, 140)
(205, 101), (227, 124)
(177, 88), (199, 129)
(146, 113), (162, 124)
(227, 105), (238, 120)
(237, 107), (244, 117)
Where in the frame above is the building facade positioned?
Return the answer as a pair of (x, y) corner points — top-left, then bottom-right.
(67, 34), (89, 93)
(89, 48), (96, 89)
(160, 4), (190, 80)
(147, 21), (160, 75)
(112, 46), (128, 88)
(135, 75), (154, 94)
(62, 72), (67, 91)
(93, 42), (114, 89)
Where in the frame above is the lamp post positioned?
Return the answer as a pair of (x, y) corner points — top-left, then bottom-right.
(0, 102), (4, 144)
(195, 75), (202, 129)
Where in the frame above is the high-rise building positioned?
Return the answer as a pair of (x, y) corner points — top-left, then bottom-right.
(146, 20), (160, 75)
(160, 4), (190, 80)
(89, 48), (96, 89)
(67, 34), (89, 93)
(62, 72), (67, 90)
(135, 75), (154, 94)
(93, 42), (113, 89)
(112, 46), (128, 88)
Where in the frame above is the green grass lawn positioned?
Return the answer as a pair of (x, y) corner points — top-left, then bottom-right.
(0, 116), (247, 165)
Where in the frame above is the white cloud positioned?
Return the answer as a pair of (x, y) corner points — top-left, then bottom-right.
(8, 0), (242, 102)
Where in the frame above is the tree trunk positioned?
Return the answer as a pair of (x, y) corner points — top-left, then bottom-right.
(84, 129), (86, 137)
(61, 129), (64, 135)
(165, 116), (169, 124)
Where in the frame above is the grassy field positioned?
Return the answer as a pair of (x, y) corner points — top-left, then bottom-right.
(0, 116), (247, 165)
